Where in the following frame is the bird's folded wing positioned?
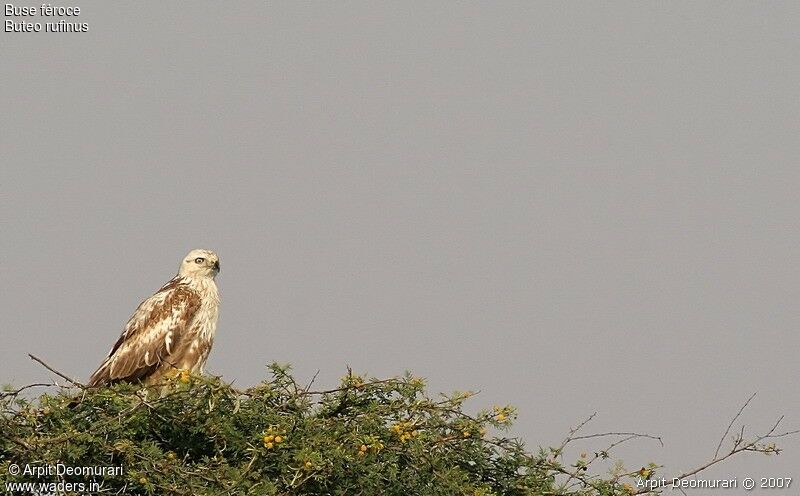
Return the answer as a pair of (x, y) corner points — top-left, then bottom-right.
(88, 284), (201, 385)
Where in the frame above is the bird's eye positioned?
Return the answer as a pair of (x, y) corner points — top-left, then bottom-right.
(195, 257), (205, 264)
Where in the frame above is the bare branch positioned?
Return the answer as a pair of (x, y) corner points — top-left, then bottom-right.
(303, 369), (320, 394)
(546, 394), (797, 496)
(670, 399), (797, 487)
(571, 431), (664, 448)
(556, 412), (597, 453)
(714, 392), (756, 458)
(763, 428), (800, 439)
(28, 353), (85, 388)
(0, 382), (57, 398)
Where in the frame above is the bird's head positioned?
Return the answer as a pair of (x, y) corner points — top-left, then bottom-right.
(179, 249), (220, 278)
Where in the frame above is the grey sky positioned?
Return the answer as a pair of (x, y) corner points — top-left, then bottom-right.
(2, 2), (798, 493)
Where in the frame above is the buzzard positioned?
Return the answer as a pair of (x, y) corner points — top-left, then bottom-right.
(88, 249), (221, 386)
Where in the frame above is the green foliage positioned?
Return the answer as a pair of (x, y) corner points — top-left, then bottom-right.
(0, 366), (688, 495)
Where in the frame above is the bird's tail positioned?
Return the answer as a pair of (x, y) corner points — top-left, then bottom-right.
(87, 359), (112, 387)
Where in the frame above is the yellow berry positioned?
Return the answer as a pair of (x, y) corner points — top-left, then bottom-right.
(305, 461), (313, 469)
(138, 477), (148, 485)
(360, 444), (368, 452)
(265, 442), (274, 449)
(357, 450), (366, 457)
(274, 435), (283, 444)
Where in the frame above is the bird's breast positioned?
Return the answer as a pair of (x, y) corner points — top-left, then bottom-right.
(191, 279), (219, 343)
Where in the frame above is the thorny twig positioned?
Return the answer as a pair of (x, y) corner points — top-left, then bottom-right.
(28, 353), (85, 388)
(571, 431), (663, 447)
(551, 394), (798, 495)
(668, 412), (799, 489)
(714, 392), (756, 458)
(0, 382), (57, 398)
(553, 412), (663, 492)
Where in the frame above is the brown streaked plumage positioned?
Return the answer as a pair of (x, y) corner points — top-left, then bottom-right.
(88, 249), (220, 386)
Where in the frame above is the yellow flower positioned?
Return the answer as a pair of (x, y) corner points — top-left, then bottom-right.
(265, 442), (274, 449)
(496, 413), (506, 422)
(274, 435), (284, 444)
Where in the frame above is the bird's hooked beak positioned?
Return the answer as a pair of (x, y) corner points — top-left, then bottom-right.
(213, 260), (220, 272)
